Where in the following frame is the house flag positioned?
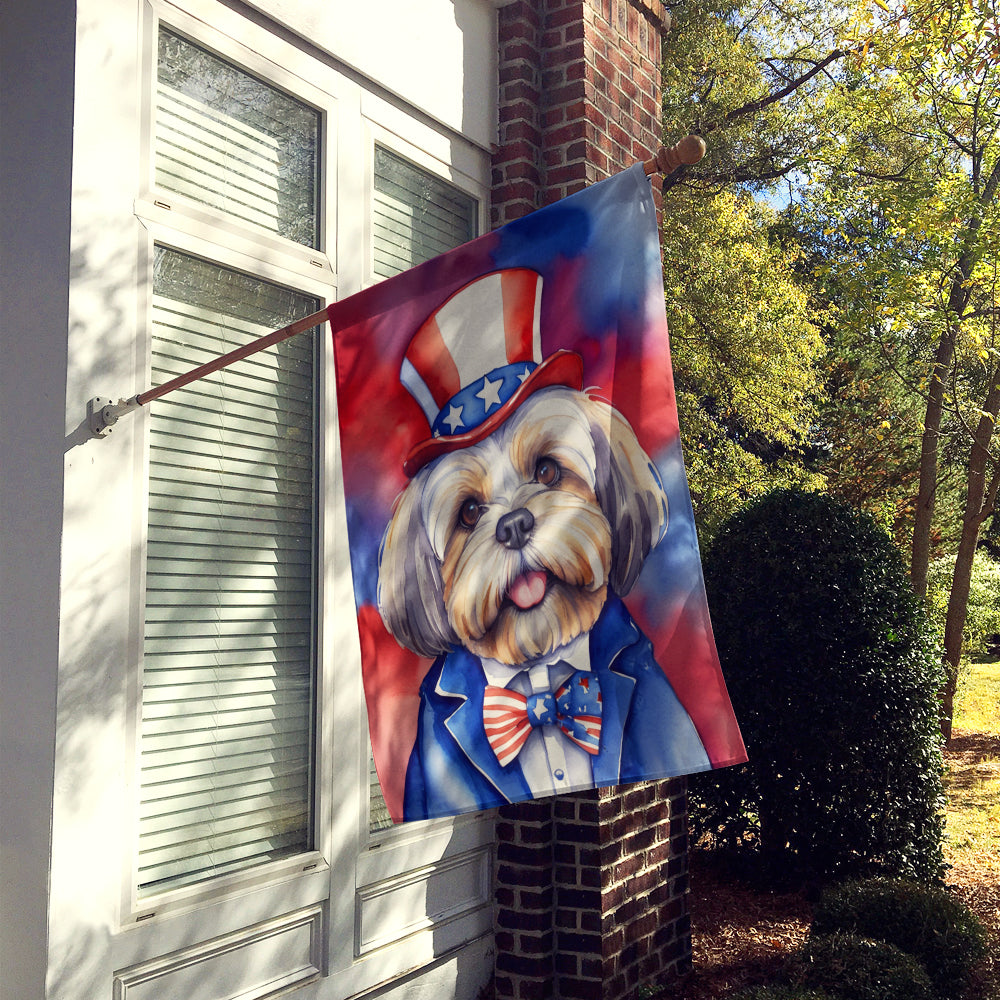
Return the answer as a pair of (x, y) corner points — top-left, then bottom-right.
(330, 164), (746, 822)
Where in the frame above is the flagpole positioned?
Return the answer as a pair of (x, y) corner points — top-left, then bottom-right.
(642, 134), (706, 177)
(88, 136), (705, 437)
(87, 306), (330, 437)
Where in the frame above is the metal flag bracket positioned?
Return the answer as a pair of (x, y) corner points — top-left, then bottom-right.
(85, 137), (705, 440)
(88, 395), (141, 437)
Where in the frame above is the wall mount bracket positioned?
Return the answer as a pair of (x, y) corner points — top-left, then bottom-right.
(87, 396), (140, 438)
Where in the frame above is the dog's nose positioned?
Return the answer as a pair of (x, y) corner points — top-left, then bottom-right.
(496, 508), (534, 549)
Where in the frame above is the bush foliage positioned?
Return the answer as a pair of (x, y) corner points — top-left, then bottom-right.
(792, 934), (934, 1000)
(927, 550), (1000, 659)
(811, 878), (988, 998)
(732, 988), (836, 1000)
(692, 489), (946, 881)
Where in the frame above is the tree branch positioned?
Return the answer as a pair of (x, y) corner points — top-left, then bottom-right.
(704, 49), (847, 133)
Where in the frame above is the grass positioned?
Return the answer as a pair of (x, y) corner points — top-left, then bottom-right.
(955, 658), (1000, 734)
(942, 657), (1000, 1000)
(945, 659), (1000, 868)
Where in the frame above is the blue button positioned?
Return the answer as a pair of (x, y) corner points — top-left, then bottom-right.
(554, 769), (565, 780)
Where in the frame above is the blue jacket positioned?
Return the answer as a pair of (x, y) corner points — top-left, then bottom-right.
(402, 593), (711, 820)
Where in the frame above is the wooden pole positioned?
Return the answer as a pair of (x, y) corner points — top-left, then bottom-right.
(135, 306), (330, 406)
(642, 135), (706, 176)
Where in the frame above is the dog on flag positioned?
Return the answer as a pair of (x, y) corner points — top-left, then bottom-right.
(377, 269), (709, 820)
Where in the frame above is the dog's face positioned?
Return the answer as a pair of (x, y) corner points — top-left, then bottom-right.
(378, 387), (668, 666)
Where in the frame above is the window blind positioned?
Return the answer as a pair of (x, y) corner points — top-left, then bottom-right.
(368, 148), (477, 831)
(156, 28), (320, 248)
(372, 146), (477, 280)
(138, 248), (318, 895)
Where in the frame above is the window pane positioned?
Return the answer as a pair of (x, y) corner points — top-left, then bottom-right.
(156, 28), (320, 248)
(369, 149), (478, 831)
(139, 247), (318, 895)
(372, 146), (477, 279)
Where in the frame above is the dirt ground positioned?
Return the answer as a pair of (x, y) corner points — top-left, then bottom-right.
(658, 733), (1000, 999)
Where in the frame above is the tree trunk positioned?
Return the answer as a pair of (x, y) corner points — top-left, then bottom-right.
(940, 373), (1000, 740)
(911, 160), (1000, 597)
(910, 329), (955, 598)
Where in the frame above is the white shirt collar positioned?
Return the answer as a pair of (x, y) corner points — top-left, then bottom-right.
(480, 631), (592, 689)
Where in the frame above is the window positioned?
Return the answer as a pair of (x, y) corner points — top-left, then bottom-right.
(139, 248), (318, 895)
(136, 26), (323, 898)
(155, 28), (320, 247)
(372, 145), (477, 279)
(57, 0), (497, 993)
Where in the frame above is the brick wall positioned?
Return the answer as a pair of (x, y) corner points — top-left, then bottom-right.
(490, 4), (693, 998)
(492, 0), (668, 227)
(493, 782), (691, 1000)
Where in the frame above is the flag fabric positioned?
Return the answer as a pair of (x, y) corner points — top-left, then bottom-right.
(329, 164), (746, 822)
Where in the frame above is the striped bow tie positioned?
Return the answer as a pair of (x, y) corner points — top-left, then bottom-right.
(483, 668), (603, 767)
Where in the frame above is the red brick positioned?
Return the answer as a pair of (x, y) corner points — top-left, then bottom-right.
(499, 842), (551, 867)
(499, 103), (538, 129)
(546, 163), (589, 186)
(625, 869), (658, 896)
(542, 105), (567, 129)
(543, 38), (587, 67)
(502, 120), (543, 145)
(503, 40), (538, 63)
(520, 930), (555, 954)
(624, 910), (657, 944)
(498, 863), (552, 888)
(496, 952), (551, 978)
(558, 930), (603, 955)
(498, 906), (551, 931)
(559, 886), (602, 909)
(520, 886), (554, 910)
(555, 951), (579, 976)
(546, 118), (589, 146)
(646, 842), (671, 866)
(560, 979), (604, 1000)
(548, 3), (588, 28)
(542, 65), (566, 89)
(503, 79), (541, 105)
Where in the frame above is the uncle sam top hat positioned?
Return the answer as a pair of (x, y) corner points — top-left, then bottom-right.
(401, 268), (583, 477)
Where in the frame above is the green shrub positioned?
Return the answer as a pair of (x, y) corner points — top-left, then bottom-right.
(927, 551), (1000, 658)
(812, 878), (988, 998)
(692, 489), (946, 882)
(793, 933), (934, 1000)
(732, 987), (838, 1000)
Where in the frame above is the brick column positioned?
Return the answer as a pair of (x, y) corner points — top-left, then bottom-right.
(493, 0), (668, 227)
(491, 4), (693, 999)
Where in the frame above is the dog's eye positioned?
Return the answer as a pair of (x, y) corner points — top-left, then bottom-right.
(534, 457), (561, 487)
(458, 498), (483, 528)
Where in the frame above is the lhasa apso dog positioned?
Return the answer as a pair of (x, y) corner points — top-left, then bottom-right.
(377, 385), (668, 665)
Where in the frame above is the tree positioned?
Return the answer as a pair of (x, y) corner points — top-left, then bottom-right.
(661, 188), (825, 538)
(661, 0), (853, 194)
(660, 0), (999, 736)
(801, 0), (1000, 735)
(659, 1), (843, 538)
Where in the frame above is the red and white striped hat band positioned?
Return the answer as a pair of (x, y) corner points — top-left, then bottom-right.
(400, 269), (584, 477)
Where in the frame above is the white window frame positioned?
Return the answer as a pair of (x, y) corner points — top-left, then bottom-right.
(109, 0), (496, 993)
(122, 0), (340, 931)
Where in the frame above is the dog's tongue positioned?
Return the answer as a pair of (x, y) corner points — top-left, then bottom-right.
(510, 570), (547, 610)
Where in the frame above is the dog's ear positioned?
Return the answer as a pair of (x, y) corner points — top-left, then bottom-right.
(377, 480), (457, 657)
(584, 394), (668, 596)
